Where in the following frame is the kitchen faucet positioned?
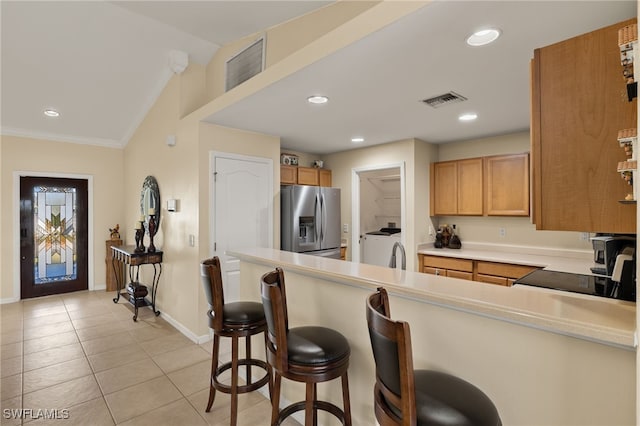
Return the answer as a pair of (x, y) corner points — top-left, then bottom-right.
(389, 242), (406, 270)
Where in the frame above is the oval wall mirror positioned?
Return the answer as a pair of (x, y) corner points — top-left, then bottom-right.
(140, 175), (160, 226)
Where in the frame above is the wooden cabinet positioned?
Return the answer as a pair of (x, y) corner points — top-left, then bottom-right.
(297, 166), (319, 185)
(418, 254), (539, 287)
(281, 165), (297, 185)
(421, 255), (474, 280)
(485, 154), (529, 216)
(430, 154), (528, 217)
(531, 18), (637, 233)
(475, 261), (538, 287)
(319, 169), (332, 187)
(340, 246), (346, 260)
(430, 158), (483, 215)
(280, 165), (332, 187)
(105, 239), (123, 291)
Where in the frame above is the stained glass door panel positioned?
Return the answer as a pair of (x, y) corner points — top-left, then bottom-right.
(21, 177), (88, 298)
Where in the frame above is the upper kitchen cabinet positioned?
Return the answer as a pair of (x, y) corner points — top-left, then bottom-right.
(430, 158), (483, 216)
(280, 165), (332, 187)
(430, 154), (528, 217)
(531, 18), (637, 233)
(485, 153), (529, 216)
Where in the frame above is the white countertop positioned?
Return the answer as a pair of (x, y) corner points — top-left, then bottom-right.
(417, 241), (597, 275)
(229, 247), (636, 349)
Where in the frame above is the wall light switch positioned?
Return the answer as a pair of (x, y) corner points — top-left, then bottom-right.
(189, 234), (195, 247)
(343, 223), (349, 233)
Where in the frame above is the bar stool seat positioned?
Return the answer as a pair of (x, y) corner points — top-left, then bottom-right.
(366, 287), (501, 426)
(287, 326), (350, 365)
(261, 267), (352, 426)
(201, 257), (271, 426)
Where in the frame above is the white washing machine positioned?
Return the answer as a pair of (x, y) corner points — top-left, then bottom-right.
(362, 232), (402, 268)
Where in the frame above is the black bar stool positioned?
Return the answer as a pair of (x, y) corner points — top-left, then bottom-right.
(200, 257), (271, 425)
(260, 267), (352, 426)
(366, 287), (502, 426)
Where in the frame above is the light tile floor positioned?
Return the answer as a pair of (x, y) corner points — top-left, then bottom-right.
(0, 290), (296, 426)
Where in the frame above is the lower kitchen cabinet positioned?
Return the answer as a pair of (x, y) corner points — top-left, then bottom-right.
(421, 255), (474, 280)
(418, 254), (539, 286)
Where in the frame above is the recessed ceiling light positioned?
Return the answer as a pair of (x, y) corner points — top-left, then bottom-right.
(307, 95), (328, 104)
(459, 113), (478, 121)
(43, 109), (60, 117)
(351, 137), (364, 143)
(466, 28), (501, 46)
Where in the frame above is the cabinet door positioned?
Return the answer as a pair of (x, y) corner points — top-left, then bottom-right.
(446, 269), (473, 280)
(431, 161), (458, 215)
(476, 274), (509, 286)
(319, 169), (332, 187)
(531, 18), (637, 232)
(297, 167), (319, 186)
(485, 154), (529, 216)
(281, 165), (297, 185)
(457, 158), (484, 215)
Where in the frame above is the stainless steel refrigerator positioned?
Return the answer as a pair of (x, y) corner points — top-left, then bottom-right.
(281, 185), (341, 258)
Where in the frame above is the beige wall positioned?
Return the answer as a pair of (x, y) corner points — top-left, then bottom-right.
(435, 132), (592, 251)
(204, 1), (378, 102)
(123, 66), (203, 337)
(0, 135), (124, 301)
(323, 138), (439, 271)
(197, 122), (281, 335)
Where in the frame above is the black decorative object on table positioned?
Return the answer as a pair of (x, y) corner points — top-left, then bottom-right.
(147, 213), (157, 253)
(134, 222), (145, 253)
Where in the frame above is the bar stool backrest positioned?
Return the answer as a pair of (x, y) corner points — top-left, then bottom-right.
(200, 257), (225, 332)
(366, 287), (417, 426)
(260, 267), (290, 373)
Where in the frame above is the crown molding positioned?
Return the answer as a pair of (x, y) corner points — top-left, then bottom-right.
(1, 127), (124, 149)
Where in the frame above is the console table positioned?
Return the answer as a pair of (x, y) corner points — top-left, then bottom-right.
(111, 245), (163, 321)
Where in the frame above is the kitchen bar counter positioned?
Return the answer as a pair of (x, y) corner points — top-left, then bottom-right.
(230, 247), (636, 425)
(417, 241), (596, 275)
(230, 247), (634, 348)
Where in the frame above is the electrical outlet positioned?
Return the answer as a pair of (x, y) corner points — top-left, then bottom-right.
(343, 223), (349, 233)
(499, 227), (506, 238)
(428, 226), (435, 236)
(580, 232), (590, 241)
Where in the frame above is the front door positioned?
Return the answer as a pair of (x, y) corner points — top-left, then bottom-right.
(20, 176), (89, 299)
(212, 153), (273, 302)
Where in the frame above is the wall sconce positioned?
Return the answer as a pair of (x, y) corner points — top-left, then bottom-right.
(167, 199), (178, 212)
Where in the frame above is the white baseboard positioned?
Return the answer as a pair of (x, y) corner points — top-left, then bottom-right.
(160, 310), (210, 344)
(1, 297), (20, 304)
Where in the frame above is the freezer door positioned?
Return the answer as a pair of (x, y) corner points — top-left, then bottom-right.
(281, 185), (321, 253)
(320, 187), (341, 250)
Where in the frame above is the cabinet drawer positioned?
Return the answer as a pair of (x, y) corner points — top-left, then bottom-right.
(476, 274), (509, 286)
(422, 255), (473, 272)
(476, 261), (539, 279)
(446, 270), (473, 280)
(423, 267), (443, 276)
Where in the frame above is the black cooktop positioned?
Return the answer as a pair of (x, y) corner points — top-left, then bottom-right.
(514, 269), (612, 298)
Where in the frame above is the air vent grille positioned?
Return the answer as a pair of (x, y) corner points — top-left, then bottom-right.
(225, 37), (265, 92)
(421, 91), (467, 108)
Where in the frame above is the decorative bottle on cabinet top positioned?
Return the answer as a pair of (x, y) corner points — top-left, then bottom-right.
(449, 224), (462, 249)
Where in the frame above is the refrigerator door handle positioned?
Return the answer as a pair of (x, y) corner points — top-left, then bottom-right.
(314, 193), (321, 242)
(320, 193), (325, 243)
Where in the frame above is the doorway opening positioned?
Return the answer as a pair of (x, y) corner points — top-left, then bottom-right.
(351, 163), (406, 266)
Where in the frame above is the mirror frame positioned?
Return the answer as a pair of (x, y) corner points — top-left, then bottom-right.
(140, 175), (160, 226)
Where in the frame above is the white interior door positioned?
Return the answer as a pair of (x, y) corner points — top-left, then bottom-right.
(211, 152), (273, 301)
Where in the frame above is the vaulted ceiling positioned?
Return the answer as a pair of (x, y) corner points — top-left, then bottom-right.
(1, 1), (636, 154)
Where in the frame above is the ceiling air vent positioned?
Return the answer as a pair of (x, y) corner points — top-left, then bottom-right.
(225, 36), (265, 92)
(421, 91), (467, 108)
